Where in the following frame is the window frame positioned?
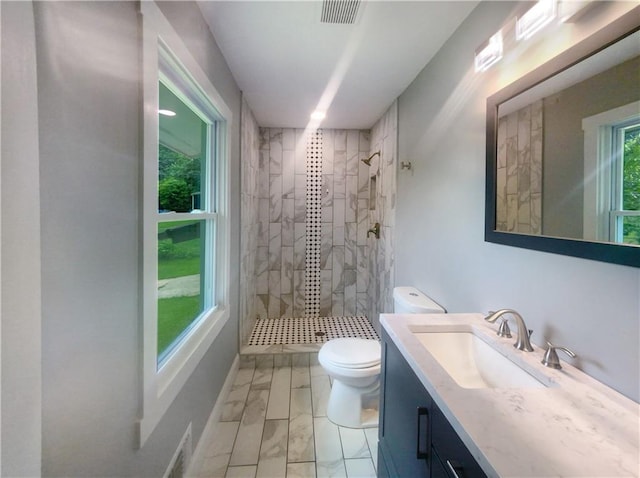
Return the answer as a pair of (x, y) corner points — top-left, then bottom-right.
(139, 1), (231, 447)
(610, 121), (640, 244)
(156, 74), (216, 365)
(582, 100), (640, 243)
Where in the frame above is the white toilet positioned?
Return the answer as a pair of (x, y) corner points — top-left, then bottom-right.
(318, 286), (446, 428)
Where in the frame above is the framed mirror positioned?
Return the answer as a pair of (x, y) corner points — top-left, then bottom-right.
(485, 7), (640, 267)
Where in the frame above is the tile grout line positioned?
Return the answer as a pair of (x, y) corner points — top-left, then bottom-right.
(285, 362), (294, 477)
(307, 354), (319, 478)
(224, 365), (257, 476)
(227, 364), (269, 476)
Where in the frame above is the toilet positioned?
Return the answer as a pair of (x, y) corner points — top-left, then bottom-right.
(318, 287), (446, 428)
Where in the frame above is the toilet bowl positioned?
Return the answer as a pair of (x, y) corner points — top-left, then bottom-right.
(318, 338), (381, 428)
(318, 287), (446, 428)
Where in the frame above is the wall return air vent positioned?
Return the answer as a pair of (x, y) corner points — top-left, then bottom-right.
(321, 0), (361, 24)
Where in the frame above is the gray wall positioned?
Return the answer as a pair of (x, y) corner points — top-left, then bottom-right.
(397, 1), (640, 401)
(1, 1), (241, 475)
(1, 2), (43, 475)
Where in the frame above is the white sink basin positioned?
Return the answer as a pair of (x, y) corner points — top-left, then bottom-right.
(415, 331), (546, 389)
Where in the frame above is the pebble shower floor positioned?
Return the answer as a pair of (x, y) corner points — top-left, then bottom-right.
(248, 316), (379, 346)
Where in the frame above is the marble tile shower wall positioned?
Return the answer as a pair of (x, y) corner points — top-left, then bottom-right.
(254, 127), (372, 321)
(367, 101), (398, 332)
(240, 98), (261, 344)
(496, 99), (543, 235)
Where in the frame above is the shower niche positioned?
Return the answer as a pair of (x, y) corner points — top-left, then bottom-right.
(369, 175), (377, 210)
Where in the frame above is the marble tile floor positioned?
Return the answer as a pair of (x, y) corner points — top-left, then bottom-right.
(188, 353), (379, 478)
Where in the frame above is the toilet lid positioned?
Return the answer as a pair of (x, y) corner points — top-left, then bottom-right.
(319, 338), (381, 369)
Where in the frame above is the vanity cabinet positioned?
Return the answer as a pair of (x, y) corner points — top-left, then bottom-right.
(378, 329), (487, 478)
(430, 404), (486, 477)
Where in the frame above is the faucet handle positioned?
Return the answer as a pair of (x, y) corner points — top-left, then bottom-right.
(497, 318), (511, 338)
(367, 222), (380, 239)
(541, 342), (576, 369)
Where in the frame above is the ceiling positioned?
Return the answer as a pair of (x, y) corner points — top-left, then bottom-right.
(197, 1), (479, 129)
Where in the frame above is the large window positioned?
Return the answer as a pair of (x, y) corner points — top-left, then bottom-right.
(156, 80), (215, 364)
(140, 1), (231, 446)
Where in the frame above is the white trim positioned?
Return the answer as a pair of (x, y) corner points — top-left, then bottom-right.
(140, 1), (232, 121)
(139, 0), (232, 447)
(186, 355), (240, 477)
(582, 101), (640, 242)
(610, 210), (640, 244)
(157, 212), (218, 222)
(0, 1), (3, 471)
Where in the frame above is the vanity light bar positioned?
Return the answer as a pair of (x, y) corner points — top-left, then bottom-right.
(516, 0), (557, 41)
(476, 0), (565, 73)
(558, 0), (596, 23)
(474, 30), (503, 72)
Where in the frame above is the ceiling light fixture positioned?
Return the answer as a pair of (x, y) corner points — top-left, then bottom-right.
(516, 0), (557, 41)
(474, 30), (503, 73)
(310, 110), (326, 121)
(158, 109), (176, 117)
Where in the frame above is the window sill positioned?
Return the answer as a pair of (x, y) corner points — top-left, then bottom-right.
(139, 306), (229, 446)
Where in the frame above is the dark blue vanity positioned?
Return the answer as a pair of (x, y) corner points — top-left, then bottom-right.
(377, 329), (487, 478)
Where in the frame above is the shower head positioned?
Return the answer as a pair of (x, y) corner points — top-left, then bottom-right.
(361, 151), (380, 166)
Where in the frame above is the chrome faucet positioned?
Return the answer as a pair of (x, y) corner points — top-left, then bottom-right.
(484, 309), (534, 352)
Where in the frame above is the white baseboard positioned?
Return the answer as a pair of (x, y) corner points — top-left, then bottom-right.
(186, 354), (239, 476)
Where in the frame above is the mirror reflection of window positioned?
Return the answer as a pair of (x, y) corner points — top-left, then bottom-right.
(583, 101), (640, 246)
(613, 121), (639, 245)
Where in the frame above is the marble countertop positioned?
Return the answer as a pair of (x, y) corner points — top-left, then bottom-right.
(381, 313), (640, 477)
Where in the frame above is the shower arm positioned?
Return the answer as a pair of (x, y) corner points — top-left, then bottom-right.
(361, 151), (380, 166)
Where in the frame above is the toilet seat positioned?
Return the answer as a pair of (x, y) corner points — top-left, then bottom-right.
(319, 338), (381, 369)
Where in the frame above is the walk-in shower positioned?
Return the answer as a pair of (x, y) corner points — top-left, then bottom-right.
(239, 99), (398, 351)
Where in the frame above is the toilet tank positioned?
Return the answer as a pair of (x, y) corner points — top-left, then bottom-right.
(393, 287), (446, 314)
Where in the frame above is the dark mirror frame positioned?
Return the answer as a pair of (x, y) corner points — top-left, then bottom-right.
(485, 7), (640, 268)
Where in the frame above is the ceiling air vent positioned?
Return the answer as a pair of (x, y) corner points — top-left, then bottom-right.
(321, 0), (361, 24)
